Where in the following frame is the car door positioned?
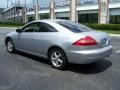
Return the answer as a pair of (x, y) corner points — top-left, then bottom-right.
(34, 22), (58, 56)
(16, 22), (40, 53)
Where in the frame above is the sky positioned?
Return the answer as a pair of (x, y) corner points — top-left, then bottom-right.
(0, 0), (51, 8)
(0, 0), (8, 8)
(1, 0), (120, 8)
(0, 0), (31, 8)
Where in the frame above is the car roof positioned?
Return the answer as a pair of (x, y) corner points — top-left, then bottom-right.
(32, 19), (69, 23)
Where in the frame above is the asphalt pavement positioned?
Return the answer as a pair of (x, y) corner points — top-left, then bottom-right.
(0, 29), (120, 90)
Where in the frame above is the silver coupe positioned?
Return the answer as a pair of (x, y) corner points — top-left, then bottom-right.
(5, 20), (113, 69)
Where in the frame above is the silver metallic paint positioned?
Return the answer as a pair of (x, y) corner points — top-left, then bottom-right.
(5, 20), (113, 64)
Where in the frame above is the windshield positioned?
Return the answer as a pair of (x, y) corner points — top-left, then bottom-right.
(57, 21), (92, 33)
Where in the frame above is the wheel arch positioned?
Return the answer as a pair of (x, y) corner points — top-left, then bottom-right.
(47, 45), (69, 69)
(5, 37), (12, 46)
(47, 46), (67, 58)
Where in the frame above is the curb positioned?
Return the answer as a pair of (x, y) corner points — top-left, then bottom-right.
(110, 34), (120, 37)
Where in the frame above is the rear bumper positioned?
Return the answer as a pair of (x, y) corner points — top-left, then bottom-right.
(67, 45), (113, 64)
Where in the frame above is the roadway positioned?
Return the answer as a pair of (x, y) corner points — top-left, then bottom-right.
(0, 29), (120, 90)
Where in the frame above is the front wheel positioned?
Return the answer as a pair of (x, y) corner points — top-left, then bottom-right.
(48, 48), (68, 70)
(6, 39), (15, 53)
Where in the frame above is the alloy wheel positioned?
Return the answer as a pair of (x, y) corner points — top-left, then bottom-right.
(51, 51), (63, 67)
(7, 39), (15, 53)
(49, 48), (68, 70)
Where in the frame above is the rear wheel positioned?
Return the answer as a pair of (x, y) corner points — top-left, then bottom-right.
(6, 39), (15, 53)
(48, 48), (68, 70)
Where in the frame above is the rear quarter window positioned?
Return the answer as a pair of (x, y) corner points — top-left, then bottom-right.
(57, 21), (92, 33)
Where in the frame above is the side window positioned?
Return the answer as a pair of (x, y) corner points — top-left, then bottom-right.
(39, 23), (57, 32)
(22, 23), (40, 32)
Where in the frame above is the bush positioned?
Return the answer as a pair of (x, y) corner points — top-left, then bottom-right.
(85, 24), (120, 31)
(0, 22), (24, 26)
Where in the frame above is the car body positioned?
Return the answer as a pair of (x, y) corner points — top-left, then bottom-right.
(5, 20), (113, 69)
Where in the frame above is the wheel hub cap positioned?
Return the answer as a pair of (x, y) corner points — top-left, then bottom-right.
(51, 51), (63, 67)
(7, 41), (13, 52)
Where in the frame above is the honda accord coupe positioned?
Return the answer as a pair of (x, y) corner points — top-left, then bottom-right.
(5, 20), (113, 69)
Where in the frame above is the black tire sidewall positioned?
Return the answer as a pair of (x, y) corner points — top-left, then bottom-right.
(49, 48), (68, 70)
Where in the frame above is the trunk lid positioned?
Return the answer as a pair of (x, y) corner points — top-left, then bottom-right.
(75, 31), (111, 48)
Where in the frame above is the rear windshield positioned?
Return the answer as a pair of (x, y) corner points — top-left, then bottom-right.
(57, 21), (92, 33)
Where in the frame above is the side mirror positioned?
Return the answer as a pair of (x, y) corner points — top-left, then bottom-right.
(16, 29), (21, 33)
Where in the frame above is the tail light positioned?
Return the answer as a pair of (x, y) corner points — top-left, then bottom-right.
(73, 36), (97, 46)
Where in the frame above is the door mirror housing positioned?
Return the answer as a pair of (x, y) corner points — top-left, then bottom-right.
(16, 29), (21, 33)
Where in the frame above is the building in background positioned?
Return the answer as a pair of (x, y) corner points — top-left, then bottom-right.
(3, 5), (23, 22)
(0, 8), (4, 22)
(2, 0), (120, 24)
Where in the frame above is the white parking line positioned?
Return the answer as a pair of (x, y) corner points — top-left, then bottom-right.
(116, 50), (120, 54)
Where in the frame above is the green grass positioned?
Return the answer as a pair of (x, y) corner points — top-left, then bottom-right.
(96, 30), (120, 34)
(0, 24), (21, 28)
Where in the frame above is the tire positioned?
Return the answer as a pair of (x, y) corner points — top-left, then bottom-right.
(48, 48), (68, 70)
(6, 39), (16, 53)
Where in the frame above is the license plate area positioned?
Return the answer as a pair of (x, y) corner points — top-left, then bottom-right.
(101, 38), (109, 47)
